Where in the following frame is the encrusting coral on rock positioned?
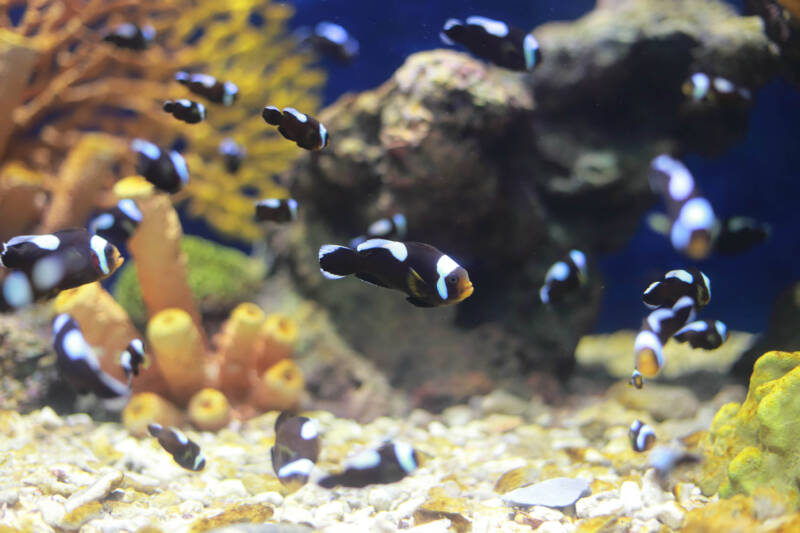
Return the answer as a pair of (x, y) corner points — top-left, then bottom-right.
(699, 350), (800, 507)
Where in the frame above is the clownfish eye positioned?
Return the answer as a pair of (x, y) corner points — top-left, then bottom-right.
(447, 275), (458, 284)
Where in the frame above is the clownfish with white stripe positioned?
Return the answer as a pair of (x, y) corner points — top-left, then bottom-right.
(174, 71), (239, 106)
(120, 338), (148, 388)
(539, 249), (588, 305)
(630, 369), (645, 389)
(674, 320), (728, 350)
(0, 230), (123, 308)
(262, 106), (329, 151)
(219, 138), (245, 174)
(318, 239), (473, 308)
(629, 420), (656, 453)
(131, 139), (189, 194)
(88, 199), (142, 248)
(642, 268), (711, 311)
(148, 423), (206, 471)
(295, 21), (360, 64)
(634, 296), (696, 378)
(103, 23), (155, 51)
(682, 73), (752, 106)
(440, 16), (540, 71)
(163, 99), (206, 124)
(255, 198), (298, 223)
(648, 155), (715, 260)
(318, 441), (419, 489)
(271, 412), (321, 491)
(350, 213), (408, 248)
(52, 314), (130, 399)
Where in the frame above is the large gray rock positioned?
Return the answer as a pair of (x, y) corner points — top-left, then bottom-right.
(282, 0), (778, 395)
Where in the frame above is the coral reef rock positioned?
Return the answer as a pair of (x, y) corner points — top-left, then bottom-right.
(699, 350), (800, 507)
(284, 0), (776, 391)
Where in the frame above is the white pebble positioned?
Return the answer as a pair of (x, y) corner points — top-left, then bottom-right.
(620, 481), (642, 513)
(368, 486), (401, 511)
(207, 479), (248, 502)
(407, 518), (452, 532)
(251, 491), (284, 506)
(538, 521), (570, 533)
(38, 498), (66, 526)
(178, 500), (204, 515)
(316, 500), (347, 524)
(575, 490), (624, 518)
(641, 469), (673, 507)
(64, 471), (123, 513)
(35, 407), (63, 429)
(654, 501), (685, 529)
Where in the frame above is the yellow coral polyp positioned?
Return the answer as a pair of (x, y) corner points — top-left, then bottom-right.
(216, 303), (266, 401)
(54, 282), (141, 382)
(147, 309), (208, 405)
(251, 359), (304, 412)
(188, 388), (231, 432)
(122, 392), (184, 438)
(255, 313), (298, 373)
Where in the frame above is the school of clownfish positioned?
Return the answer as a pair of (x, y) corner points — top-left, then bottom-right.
(0, 13), (773, 485)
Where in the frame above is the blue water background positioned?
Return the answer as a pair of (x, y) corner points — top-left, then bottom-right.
(271, 0), (799, 333)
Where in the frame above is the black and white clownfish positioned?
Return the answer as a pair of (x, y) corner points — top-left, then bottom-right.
(147, 423), (206, 471)
(634, 296), (696, 378)
(174, 71), (238, 106)
(131, 139), (189, 194)
(318, 441), (419, 489)
(712, 216), (771, 255)
(219, 138), (245, 174)
(271, 412), (321, 490)
(88, 199), (142, 248)
(648, 155), (715, 260)
(255, 198), (298, 223)
(539, 249), (588, 305)
(629, 420), (656, 453)
(440, 16), (540, 71)
(682, 73), (752, 106)
(295, 21), (359, 63)
(674, 320), (728, 350)
(350, 213), (408, 248)
(630, 369), (645, 389)
(103, 23), (155, 51)
(52, 314), (130, 399)
(163, 99), (206, 124)
(318, 239), (474, 308)
(120, 338), (148, 388)
(262, 106), (329, 151)
(0, 230), (123, 308)
(642, 268), (711, 311)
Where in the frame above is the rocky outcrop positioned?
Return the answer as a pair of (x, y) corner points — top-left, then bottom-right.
(281, 0), (779, 392)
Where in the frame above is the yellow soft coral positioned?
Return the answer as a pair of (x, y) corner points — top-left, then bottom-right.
(1, 0), (323, 241)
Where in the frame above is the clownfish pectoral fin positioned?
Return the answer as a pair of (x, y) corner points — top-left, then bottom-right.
(276, 126), (293, 142)
(406, 268), (428, 299)
(406, 296), (434, 308)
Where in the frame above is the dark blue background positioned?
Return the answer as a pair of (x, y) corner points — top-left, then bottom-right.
(282, 0), (798, 333)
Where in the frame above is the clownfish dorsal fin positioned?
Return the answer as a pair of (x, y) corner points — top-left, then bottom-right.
(406, 268), (428, 299)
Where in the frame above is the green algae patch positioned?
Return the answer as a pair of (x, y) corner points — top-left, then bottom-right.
(700, 351), (800, 506)
(114, 235), (265, 324)
(189, 503), (274, 532)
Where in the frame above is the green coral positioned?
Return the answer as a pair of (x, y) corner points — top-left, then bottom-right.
(113, 236), (265, 325)
(699, 350), (800, 507)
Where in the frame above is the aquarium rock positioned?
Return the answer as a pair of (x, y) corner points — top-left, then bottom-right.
(502, 477), (591, 508)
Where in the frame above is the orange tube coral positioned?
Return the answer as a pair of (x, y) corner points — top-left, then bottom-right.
(146, 308), (208, 405)
(215, 303), (265, 402)
(0, 31), (38, 159)
(254, 313), (298, 374)
(122, 392), (184, 438)
(53, 282), (169, 395)
(114, 176), (204, 335)
(40, 134), (126, 232)
(250, 359), (305, 412)
(188, 388), (232, 431)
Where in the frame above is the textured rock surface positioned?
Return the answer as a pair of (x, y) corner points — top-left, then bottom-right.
(283, 0), (777, 390)
(699, 351), (800, 507)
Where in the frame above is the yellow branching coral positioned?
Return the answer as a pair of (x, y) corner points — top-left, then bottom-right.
(0, 0), (323, 241)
